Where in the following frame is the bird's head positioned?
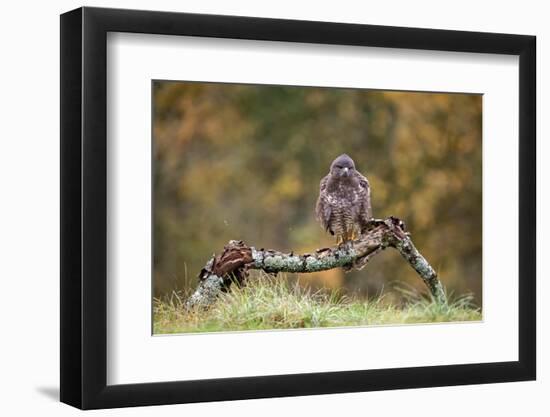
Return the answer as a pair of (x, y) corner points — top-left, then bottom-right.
(330, 154), (356, 178)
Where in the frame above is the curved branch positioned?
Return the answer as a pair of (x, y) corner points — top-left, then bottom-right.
(185, 217), (446, 309)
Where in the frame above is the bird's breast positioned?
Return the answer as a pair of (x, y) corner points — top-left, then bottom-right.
(326, 185), (360, 206)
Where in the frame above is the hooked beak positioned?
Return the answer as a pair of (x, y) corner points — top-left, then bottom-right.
(342, 167), (349, 177)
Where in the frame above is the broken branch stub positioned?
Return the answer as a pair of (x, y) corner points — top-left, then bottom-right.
(185, 217), (447, 309)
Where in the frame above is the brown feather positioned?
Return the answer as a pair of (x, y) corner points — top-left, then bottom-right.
(315, 158), (372, 241)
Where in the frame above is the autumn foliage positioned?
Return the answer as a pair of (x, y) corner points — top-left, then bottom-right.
(153, 82), (482, 305)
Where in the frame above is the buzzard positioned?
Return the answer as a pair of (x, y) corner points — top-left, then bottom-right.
(315, 154), (372, 244)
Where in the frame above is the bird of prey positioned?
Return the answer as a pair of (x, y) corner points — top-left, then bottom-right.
(315, 154), (373, 244)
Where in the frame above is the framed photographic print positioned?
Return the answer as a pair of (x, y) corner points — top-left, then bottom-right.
(60, 6), (536, 409)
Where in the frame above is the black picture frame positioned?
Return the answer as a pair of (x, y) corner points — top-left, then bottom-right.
(60, 6), (536, 410)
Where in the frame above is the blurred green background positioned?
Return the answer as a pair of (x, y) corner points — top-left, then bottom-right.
(153, 81), (482, 306)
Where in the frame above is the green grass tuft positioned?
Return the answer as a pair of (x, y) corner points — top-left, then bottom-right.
(153, 274), (481, 334)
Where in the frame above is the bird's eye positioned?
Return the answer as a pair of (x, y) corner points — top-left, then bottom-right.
(335, 165), (342, 169)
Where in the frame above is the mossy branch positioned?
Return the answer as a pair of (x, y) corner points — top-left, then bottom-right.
(185, 217), (446, 309)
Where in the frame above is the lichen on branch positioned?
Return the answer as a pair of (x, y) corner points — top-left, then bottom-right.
(185, 217), (446, 309)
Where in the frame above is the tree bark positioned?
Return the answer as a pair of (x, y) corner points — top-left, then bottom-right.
(185, 217), (446, 309)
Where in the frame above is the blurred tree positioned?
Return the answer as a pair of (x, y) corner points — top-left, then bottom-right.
(153, 82), (482, 305)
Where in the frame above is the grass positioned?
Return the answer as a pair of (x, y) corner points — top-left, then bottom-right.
(153, 274), (482, 334)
